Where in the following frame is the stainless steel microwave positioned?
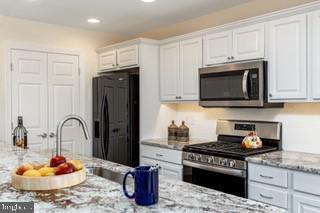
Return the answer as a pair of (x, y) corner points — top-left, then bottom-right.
(199, 61), (283, 108)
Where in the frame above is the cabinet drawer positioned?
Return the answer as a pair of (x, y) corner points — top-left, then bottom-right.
(140, 145), (182, 165)
(249, 163), (288, 188)
(249, 182), (288, 209)
(293, 172), (320, 196)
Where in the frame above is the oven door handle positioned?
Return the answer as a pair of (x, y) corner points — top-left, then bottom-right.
(242, 70), (249, 100)
(183, 160), (246, 178)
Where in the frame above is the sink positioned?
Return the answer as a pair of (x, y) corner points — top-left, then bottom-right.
(86, 167), (133, 185)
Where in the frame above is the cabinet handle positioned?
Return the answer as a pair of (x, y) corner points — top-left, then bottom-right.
(49, 132), (56, 138)
(260, 193), (273, 200)
(155, 153), (163, 157)
(259, 174), (273, 179)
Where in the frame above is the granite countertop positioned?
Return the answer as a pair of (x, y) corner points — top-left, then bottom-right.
(141, 138), (210, 150)
(246, 150), (320, 175)
(0, 143), (284, 213)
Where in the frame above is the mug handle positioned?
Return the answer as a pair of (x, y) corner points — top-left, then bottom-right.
(123, 171), (135, 199)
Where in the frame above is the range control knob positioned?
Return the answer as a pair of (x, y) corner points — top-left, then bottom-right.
(188, 153), (195, 160)
(195, 154), (201, 161)
(207, 156), (214, 164)
(229, 160), (236, 168)
(220, 159), (227, 166)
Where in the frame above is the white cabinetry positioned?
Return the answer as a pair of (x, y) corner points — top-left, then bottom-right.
(267, 14), (307, 101)
(98, 45), (138, 72)
(160, 37), (202, 102)
(248, 163), (320, 212)
(140, 144), (183, 180)
(203, 23), (264, 66)
(310, 11), (320, 100)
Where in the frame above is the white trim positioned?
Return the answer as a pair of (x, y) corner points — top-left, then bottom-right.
(3, 41), (87, 155)
(159, 1), (320, 44)
(96, 38), (159, 53)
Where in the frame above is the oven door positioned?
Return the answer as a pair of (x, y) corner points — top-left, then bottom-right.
(199, 61), (265, 107)
(183, 160), (247, 198)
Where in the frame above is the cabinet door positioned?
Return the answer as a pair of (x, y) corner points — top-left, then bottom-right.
(232, 23), (265, 61)
(160, 42), (180, 101)
(117, 45), (139, 68)
(160, 160), (183, 180)
(267, 14), (307, 101)
(11, 50), (48, 152)
(293, 194), (320, 213)
(180, 37), (202, 101)
(203, 30), (232, 66)
(310, 11), (320, 100)
(99, 50), (117, 71)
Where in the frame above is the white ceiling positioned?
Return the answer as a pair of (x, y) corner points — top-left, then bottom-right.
(0, 0), (253, 36)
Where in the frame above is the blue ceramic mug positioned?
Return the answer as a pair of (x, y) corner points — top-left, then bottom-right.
(122, 166), (159, 206)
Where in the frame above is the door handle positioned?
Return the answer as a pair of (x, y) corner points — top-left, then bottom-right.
(38, 133), (47, 138)
(242, 70), (249, 100)
(49, 132), (56, 138)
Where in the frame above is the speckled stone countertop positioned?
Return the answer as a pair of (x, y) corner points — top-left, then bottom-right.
(0, 143), (284, 213)
(246, 151), (320, 175)
(141, 138), (210, 150)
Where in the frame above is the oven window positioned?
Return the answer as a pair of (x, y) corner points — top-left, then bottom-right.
(184, 166), (246, 198)
(200, 70), (247, 100)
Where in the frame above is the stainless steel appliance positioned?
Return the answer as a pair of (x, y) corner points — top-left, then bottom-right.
(199, 61), (283, 108)
(183, 119), (282, 198)
(92, 69), (140, 167)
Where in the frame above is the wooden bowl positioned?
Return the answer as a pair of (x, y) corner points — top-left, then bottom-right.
(11, 168), (86, 191)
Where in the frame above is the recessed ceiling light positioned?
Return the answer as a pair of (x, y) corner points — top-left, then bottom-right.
(87, 18), (100, 24)
(141, 0), (156, 3)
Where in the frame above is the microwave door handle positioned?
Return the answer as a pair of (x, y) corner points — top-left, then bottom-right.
(242, 70), (249, 100)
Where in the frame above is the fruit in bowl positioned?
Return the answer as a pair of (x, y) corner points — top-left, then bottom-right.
(38, 167), (55, 176)
(55, 163), (74, 175)
(50, 155), (66, 167)
(16, 163), (34, 175)
(69, 160), (84, 171)
(242, 131), (263, 149)
(22, 169), (42, 177)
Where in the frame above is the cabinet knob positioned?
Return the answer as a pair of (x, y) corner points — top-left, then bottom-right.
(49, 132), (56, 138)
(227, 57), (231, 60)
(231, 56), (234, 60)
(269, 93), (273, 97)
(112, 64), (115, 67)
(38, 133), (47, 138)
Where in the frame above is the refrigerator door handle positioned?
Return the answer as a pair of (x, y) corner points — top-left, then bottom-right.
(103, 94), (110, 160)
(100, 95), (106, 159)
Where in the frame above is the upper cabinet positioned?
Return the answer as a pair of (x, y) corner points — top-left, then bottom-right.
(203, 23), (265, 66)
(160, 37), (202, 102)
(98, 44), (138, 72)
(267, 14), (307, 101)
(310, 11), (320, 100)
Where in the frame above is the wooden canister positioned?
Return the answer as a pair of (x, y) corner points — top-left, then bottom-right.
(168, 120), (178, 140)
(177, 121), (189, 142)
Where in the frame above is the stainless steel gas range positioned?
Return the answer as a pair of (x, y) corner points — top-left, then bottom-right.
(182, 119), (282, 198)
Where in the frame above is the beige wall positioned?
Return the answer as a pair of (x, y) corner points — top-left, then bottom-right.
(140, 0), (315, 39)
(0, 15), (128, 153)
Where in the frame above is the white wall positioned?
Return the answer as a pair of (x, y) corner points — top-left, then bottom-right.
(172, 103), (320, 154)
(0, 15), (128, 155)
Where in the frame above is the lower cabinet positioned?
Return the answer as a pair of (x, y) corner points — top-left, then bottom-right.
(248, 163), (320, 212)
(140, 144), (183, 180)
(140, 156), (183, 180)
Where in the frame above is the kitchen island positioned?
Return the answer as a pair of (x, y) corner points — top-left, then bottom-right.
(0, 143), (283, 213)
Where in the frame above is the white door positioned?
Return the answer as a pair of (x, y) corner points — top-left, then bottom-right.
(11, 50), (48, 152)
(48, 53), (81, 154)
(310, 11), (320, 100)
(180, 37), (202, 101)
(232, 23), (265, 61)
(293, 194), (320, 213)
(117, 45), (139, 68)
(160, 42), (180, 101)
(99, 50), (117, 71)
(203, 30), (232, 66)
(267, 14), (307, 101)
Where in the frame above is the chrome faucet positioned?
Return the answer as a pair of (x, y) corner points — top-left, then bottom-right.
(56, 115), (90, 156)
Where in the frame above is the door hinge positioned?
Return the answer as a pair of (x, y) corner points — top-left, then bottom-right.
(78, 68), (80, 76)
(10, 63), (13, 72)
(11, 122), (13, 131)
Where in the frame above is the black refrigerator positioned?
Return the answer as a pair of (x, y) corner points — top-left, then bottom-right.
(92, 69), (139, 167)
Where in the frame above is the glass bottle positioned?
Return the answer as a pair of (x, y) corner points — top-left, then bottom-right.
(13, 116), (28, 149)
